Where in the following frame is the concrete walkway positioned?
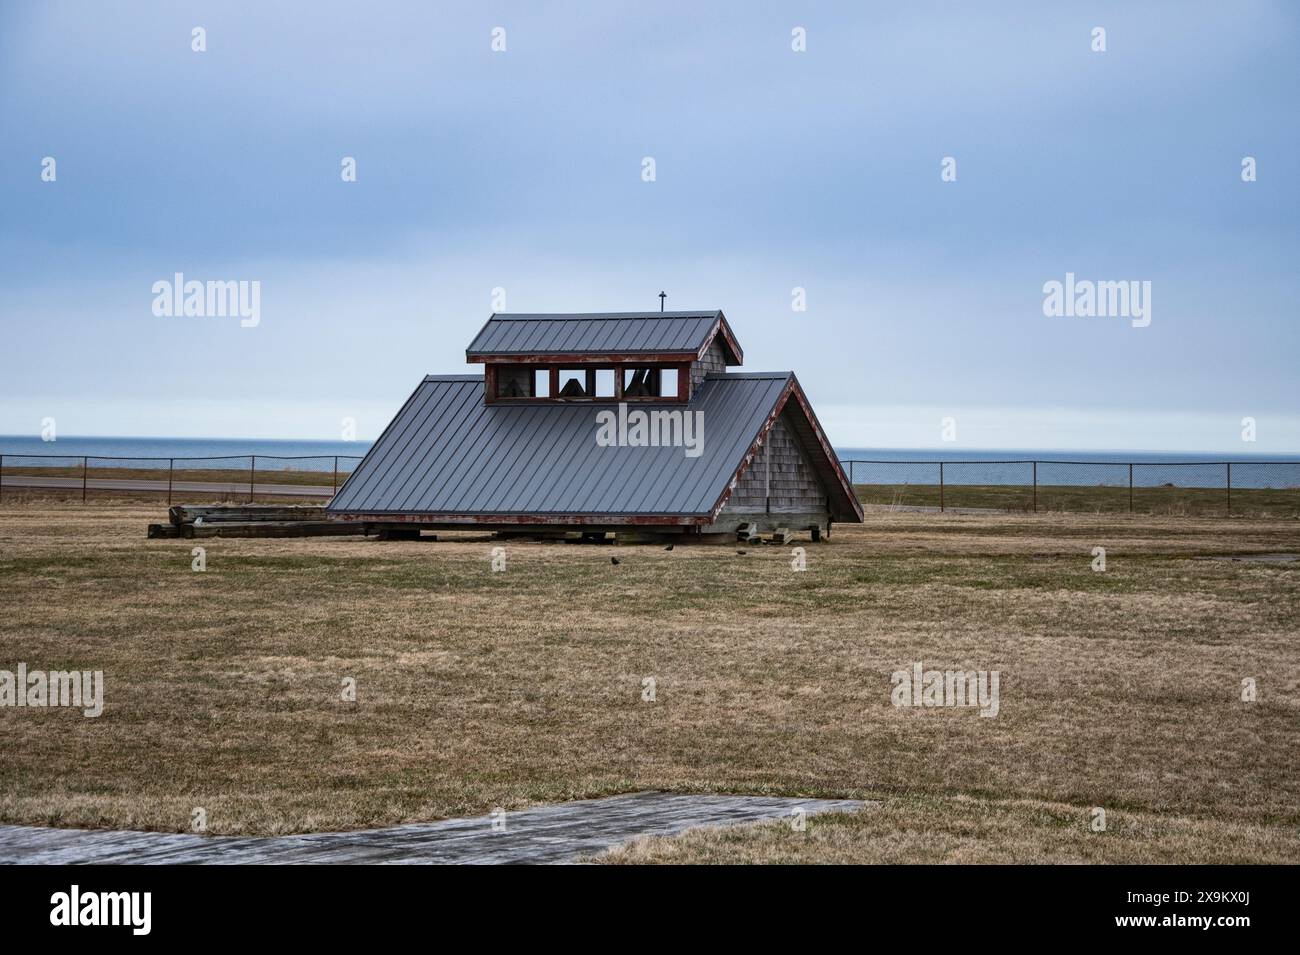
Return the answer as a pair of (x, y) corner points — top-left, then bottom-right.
(0, 793), (863, 865)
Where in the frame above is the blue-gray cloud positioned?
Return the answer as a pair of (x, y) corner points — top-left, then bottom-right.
(1, 0), (1296, 449)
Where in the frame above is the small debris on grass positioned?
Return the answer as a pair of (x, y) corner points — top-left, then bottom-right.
(611, 557), (621, 565)
(736, 549), (747, 556)
(1199, 553), (1299, 564)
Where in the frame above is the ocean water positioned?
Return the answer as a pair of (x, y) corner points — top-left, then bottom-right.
(2, 437), (1297, 487)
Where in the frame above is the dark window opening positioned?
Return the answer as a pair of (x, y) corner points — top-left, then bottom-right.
(558, 369), (589, 397)
(495, 365), (533, 399)
(491, 363), (684, 402)
(623, 366), (680, 398)
(622, 367), (659, 397)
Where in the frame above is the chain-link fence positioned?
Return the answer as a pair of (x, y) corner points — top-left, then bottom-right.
(0, 454), (365, 505)
(844, 459), (1300, 518)
(5, 452), (1298, 517)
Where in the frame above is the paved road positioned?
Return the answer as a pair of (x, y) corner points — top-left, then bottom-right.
(0, 792), (863, 864)
(0, 475), (335, 498)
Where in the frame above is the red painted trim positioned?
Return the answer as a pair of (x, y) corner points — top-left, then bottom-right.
(330, 511), (713, 526)
(784, 375), (864, 521)
(488, 394), (687, 405)
(699, 315), (744, 366)
(468, 352), (697, 365)
(480, 360), (687, 403)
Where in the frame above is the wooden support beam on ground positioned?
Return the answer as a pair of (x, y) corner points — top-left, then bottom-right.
(169, 504), (328, 526)
(183, 521), (370, 539)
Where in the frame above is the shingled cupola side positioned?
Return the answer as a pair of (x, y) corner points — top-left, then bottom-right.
(327, 310), (863, 539)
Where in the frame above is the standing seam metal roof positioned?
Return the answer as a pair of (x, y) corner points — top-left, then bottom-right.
(328, 373), (792, 516)
(466, 311), (727, 358)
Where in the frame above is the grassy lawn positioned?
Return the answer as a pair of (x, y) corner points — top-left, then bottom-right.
(0, 498), (1297, 863)
(855, 482), (1300, 518)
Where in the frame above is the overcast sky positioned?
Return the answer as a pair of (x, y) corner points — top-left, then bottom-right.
(1, 1), (1296, 451)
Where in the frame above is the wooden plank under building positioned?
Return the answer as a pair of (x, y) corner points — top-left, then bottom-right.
(170, 504), (328, 526)
(184, 521), (370, 539)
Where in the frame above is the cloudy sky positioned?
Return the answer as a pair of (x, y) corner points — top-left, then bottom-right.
(1, 1), (1296, 451)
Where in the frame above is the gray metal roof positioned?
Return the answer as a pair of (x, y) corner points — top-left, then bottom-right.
(466, 311), (734, 359)
(328, 373), (791, 518)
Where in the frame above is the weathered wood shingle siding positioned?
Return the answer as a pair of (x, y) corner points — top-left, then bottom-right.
(721, 411), (829, 514)
(690, 339), (729, 391)
(496, 365), (532, 397)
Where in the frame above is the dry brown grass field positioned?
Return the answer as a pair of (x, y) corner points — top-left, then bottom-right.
(854, 481), (1300, 518)
(1, 495), (1297, 863)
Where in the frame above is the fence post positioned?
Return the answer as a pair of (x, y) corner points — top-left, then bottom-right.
(939, 462), (945, 513)
(249, 455), (256, 503)
(82, 456), (88, 504)
(1128, 463), (1133, 514)
(333, 455), (339, 494)
(167, 458), (174, 506)
(1032, 461), (1037, 513)
(1226, 462), (1232, 516)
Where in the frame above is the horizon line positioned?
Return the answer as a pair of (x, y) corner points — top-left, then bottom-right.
(2, 434), (1297, 460)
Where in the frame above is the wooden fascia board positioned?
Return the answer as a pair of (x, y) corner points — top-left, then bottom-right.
(706, 375), (863, 524)
(699, 315), (744, 366)
(706, 377), (795, 521)
(784, 375), (864, 522)
(328, 511), (713, 526)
